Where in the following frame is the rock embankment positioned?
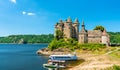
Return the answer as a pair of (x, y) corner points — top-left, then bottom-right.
(36, 48), (72, 55)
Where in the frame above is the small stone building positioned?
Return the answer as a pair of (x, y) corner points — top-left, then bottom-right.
(55, 17), (110, 44)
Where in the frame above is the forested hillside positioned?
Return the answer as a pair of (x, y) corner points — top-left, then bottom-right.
(0, 34), (54, 44)
(0, 32), (119, 44)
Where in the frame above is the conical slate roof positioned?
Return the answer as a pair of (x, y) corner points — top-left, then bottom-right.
(67, 16), (72, 22)
(80, 20), (87, 34)
(74, 18), (79, 23)
(59, 19), (62, 23)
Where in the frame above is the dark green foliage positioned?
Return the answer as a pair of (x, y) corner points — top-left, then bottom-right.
(48, 38), (78, 51)
(55, 30), (63, 40)
(0, 34), (54, 44)
(108, 32), (120, 43)
(48, 38), (105, 51)
(48, 39), (58, 50)
(113, 65), (120, 70)
(94, 25), (105, 32)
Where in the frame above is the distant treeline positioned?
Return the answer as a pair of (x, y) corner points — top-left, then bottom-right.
(0, 32), (119, 44)
(108, 32), (120, 43)
(0, 34), (54, 44)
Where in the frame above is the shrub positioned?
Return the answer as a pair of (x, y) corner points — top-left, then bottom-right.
(48, 38), (78, 51)
(77, 43), (105, 51)
(113, 65), (120, 70)
(104, 65), (120, 70)
(48, 37), (106, 51)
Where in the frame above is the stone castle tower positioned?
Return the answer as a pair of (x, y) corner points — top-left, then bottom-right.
(55, 17), (79, 39)
(79, 20), (88, 43)
(55, 17), (110, 44)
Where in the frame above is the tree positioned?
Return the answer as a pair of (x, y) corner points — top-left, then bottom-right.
(94, 25), (105, 32)
(55, 30), (63, 40)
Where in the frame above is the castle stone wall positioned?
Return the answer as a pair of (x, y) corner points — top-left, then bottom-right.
(55, 17), (110, 44)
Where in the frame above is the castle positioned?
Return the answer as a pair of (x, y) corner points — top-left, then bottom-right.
(55, 17), (110, 44)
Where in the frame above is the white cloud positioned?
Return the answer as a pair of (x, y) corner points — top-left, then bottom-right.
(10, 0), (16, 4)
(22, 11), (26, 15)
(27, 13), (35, 16)
(22, 11), (36, 16)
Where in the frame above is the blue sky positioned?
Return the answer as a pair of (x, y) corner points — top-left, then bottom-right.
(0, 0), (120, 36)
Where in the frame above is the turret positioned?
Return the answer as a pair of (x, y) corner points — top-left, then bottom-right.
(63, 17), (72, 38)
(79, 20), (88, 43)
(72, 18), (79, 39)
(79, 20), (86, 33)
(67, 16), (72, 23)
(82, 20), (85, 29)
(54, 19), (64, 37)
(59, 19), (63, 23)
(102, 29), (110, 46)
(74, 18), (79, 24)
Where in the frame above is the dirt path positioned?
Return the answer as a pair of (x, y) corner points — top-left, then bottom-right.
(69, 50), (120, 70)
(105, 47), (120, 54)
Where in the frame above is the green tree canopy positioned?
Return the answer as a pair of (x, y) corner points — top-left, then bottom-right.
(94, 25), (105, 32)
(0, 34), (54, 44)
(55, 30), (63, 40)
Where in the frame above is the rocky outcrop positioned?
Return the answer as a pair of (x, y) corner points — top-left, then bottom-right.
(36, 48), (72, 55)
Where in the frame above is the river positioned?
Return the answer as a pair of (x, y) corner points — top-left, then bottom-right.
(0, 44), (48, 70)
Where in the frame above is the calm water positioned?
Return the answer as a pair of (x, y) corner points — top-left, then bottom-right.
(0, 44), (49, 70)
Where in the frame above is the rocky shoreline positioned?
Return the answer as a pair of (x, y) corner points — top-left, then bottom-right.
(36, 48), (72, 55)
